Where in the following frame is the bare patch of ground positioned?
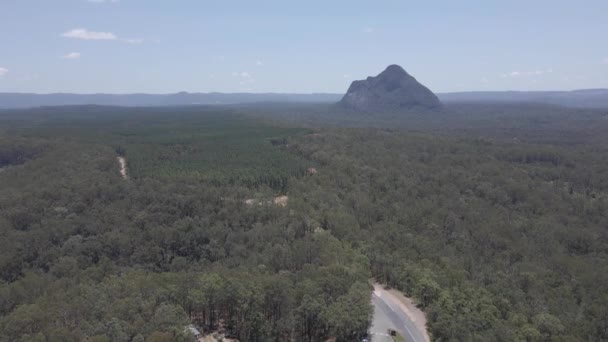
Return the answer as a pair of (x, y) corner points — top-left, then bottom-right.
(273, 195), (288, 207)
(199, 334), (238, 342)
(117, 156), (128, 179)
(244, 195), (289, 207)
(244, 198), (258, 206)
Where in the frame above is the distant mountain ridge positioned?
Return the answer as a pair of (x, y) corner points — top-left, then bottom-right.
(1, 89), (608, 109)
(439, 89), (608, 108)
(0, 92), (342, 109)
(339, 65), (442, 111)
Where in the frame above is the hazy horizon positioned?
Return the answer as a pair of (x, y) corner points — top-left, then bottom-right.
(1, 0), (608, 94)
(2, 88), (608, 96)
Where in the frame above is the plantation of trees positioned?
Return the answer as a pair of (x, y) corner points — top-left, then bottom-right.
(1, 104), (608, 341)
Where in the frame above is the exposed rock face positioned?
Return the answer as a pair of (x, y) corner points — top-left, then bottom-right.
(340, 65), (442, 111)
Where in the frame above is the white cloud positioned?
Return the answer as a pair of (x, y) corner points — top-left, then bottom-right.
(363, 27), (375, 33)
(0, 67), (8, 77)
(239, 79), (255, 85)
(343, 74), (350, 78)
(86, 0), (120, 3)
(603, 57), (608, 65)
(232, 71), (251, 78)
(501, 69), (553, 78)
(63, 52), (82, 59)
(256, 60), (263, 66)
(62, 28), (143, 44)
(232, 71), (254, 85)
(123, 38), (143, 44)
(62, 28), (116, 40)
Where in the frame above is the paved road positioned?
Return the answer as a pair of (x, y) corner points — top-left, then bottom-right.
(369, 289), (428, 342)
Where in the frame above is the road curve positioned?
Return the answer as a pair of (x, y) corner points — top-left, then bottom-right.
(370, 284), (430, 342)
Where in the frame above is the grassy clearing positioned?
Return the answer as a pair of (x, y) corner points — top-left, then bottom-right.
(393, 333), (406, 342)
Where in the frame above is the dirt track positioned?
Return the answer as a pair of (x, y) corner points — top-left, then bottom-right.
(117, 156), (128, 179)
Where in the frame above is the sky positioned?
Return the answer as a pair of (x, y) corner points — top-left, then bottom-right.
(1, 0), (608, 94)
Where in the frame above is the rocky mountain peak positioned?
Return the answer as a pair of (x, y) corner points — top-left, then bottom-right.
(339, 65), (442, 111)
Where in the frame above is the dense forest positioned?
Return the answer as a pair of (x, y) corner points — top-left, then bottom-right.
(0, 107), (371, 342)
(1, 104), (608, 341)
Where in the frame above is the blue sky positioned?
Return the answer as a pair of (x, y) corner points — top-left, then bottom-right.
(1, 0), (607, 93)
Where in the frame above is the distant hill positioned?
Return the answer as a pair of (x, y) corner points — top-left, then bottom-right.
(2, 88), (608, 110)
(0, 92), (342, 109)
(438, 89), (608, 108)
(339, 65), (442, 111)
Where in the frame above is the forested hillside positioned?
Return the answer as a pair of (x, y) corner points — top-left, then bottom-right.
(1, 106), (608, 341)
(0, 108), (371, 342)
(289, 129), (608, 341)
